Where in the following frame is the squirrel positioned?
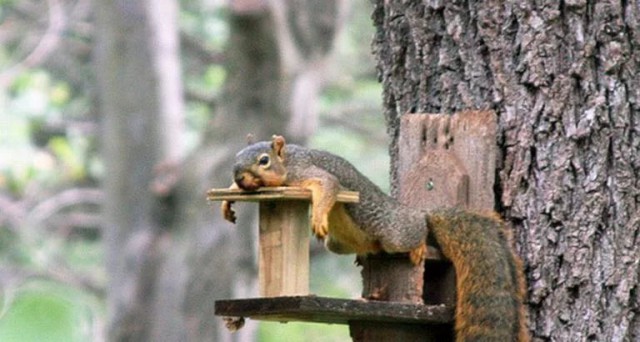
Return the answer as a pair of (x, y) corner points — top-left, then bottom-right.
(221, 135), (529, 342)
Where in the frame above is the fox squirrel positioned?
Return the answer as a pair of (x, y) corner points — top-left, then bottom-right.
(221, 135), (529, 342)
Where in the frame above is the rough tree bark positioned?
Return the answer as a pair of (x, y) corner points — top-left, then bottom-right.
(372, 1), (639, 341)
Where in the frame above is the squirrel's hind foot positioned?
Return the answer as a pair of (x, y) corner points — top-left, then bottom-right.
(408, 242), (427, 265)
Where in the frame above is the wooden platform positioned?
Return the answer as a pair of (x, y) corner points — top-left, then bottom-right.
(214, 296), (453, 325)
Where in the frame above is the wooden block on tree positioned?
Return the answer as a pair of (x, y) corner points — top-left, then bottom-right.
(359, 111), (498, 302)
(398, 110), (497, 211)
(398, 110), (497, 309)
(354, 111), (496, 341)
(207, 187), (359, 297)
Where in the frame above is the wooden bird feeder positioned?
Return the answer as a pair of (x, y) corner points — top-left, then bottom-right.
(207, 111), (497, 341)
(207, 187), (359, 297)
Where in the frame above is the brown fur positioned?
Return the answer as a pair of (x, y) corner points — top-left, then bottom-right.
(428, 210), (529, 342)
(326, 203), (381, 255)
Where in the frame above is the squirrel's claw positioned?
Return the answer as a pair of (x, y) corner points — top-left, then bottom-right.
(311, 213), (329, 239)
(409, 242), (427, 265)
(221, 200), (237, 223)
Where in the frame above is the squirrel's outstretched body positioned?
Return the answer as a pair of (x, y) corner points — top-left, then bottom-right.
(222, 136), (529, 342)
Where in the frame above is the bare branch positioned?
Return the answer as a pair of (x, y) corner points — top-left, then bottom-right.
(27, 188), (103, 228)
(268, 0), (303, 73)
(180, 31), (225, 65)
(185, 88), (218, 107)
(320, 103), (388, 143)
(0, 0), (66, 89)
(0, 193), (27, 232)
(49, 212), (103, 233)
(0, 265), (105, 298)
(321, 116), (388, 144)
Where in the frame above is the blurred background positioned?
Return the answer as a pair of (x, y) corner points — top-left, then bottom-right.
(0, 0), (390, 341)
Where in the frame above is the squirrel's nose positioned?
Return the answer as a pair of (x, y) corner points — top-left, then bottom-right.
(234, 173), (245, 185)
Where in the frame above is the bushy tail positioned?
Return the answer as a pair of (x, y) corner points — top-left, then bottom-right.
(427, 209), (529, 342)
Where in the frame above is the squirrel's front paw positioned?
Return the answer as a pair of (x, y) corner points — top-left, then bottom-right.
(409, 242), (427, 265)
(311, 214), (329, 239)
(221, 200), (237, 223)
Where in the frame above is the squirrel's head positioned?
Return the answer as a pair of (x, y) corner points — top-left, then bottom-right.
(232, 135), (288, 191)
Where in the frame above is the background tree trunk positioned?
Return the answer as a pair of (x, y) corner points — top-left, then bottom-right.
(180, 7), (287, 342)
(372, 0), (640, 340)
(96, 0), (347, 340)
(179, 1), (348, 341)
(95, 0), (185, 340)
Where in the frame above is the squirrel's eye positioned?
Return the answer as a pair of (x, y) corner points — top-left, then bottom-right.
(258, 155), (270, 166)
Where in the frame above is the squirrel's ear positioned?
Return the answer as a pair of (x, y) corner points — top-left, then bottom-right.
(246, 133), (255, 145)
(271, 135), (286, 159)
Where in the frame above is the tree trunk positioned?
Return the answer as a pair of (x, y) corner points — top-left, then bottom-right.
(95, 0), (348, 340)
(180, 8), (286, 342)
(372, 0), (640, 340)
(95, 0), (185, 340)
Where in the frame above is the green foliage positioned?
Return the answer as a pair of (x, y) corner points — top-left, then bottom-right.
(48, 136), (88, 182)
(1, 165), (34, 196)
(258, 322), (351, 342)
(0, 227), (29, 265)
(0, 0), (15, 15)
(49, 83), (72, 108)
(321, 79), (381, 105)
(204, 65), (227, 89)
(1, 69), (98, 194)
(0, 62), (102, 339)
(0, 283), (96, 342)
(180, 5), (229, 49)
(64, 239), (105, 282)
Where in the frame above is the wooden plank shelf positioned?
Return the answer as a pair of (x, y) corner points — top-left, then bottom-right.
(215, 296), (453, 325)
(207, 187), (360, 203)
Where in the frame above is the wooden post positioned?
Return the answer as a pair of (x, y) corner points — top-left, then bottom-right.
(398, 110), (497, 309)
(258, 200), (310, 297)
(397, 110), (497, 211)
